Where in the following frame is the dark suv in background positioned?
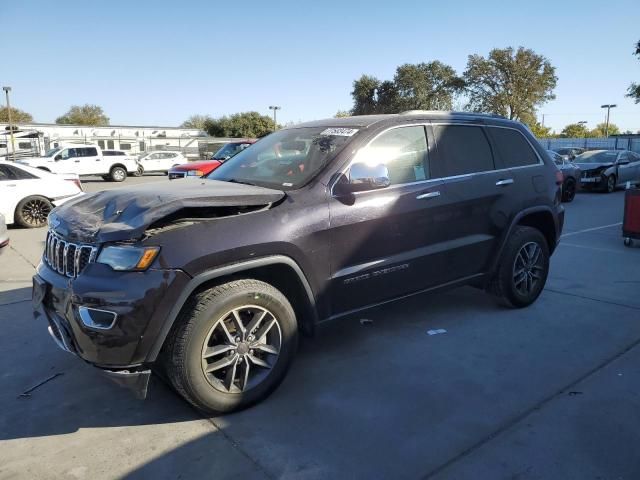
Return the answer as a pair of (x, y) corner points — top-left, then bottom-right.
(33, 111), (564, 413)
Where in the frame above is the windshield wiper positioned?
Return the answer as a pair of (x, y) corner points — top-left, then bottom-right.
(226, 178), (256, 186)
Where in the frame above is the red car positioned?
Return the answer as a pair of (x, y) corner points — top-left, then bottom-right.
(168, 139), (257, 180)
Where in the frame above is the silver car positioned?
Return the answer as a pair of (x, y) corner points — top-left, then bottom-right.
(574, 150), (640, 193)
(547, 150), (581, 202)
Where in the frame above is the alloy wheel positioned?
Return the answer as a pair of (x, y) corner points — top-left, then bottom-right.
(512, 241), (544, 296)
(21, 198), (51, 227)
(201, 305), (282, 393)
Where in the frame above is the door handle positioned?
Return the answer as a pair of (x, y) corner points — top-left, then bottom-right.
(496, 178), (514, 186)
(74, 160), (80, 163)
(416, 191), (441, 200)
(7, 184), (16, 187)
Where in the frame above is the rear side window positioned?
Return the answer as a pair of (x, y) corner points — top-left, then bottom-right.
(357, 126), (429, 185)
(489, 127), (539, 168)
(433, 125), (494, 177)
(0, 164), (37, 180)
(103, 151), (114, 156)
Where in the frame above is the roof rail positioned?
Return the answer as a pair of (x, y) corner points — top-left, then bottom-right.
(398, 110), (507, 119)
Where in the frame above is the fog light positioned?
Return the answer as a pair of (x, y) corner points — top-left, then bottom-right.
(78, 306), (118, 330)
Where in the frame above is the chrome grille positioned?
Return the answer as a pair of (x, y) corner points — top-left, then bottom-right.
(43, 230), (97, 278)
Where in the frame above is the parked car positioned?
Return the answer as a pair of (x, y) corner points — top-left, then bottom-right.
(33, 112), (564, 413)
(0, 213), (8, 253)
(0, 161), (84, 228)
(137, 151), (187, 175)
(547, 150), (581, 202)
(16, 144), (138, 182)
(168, 141), (256, 180)
(554, 147), (585, 161)
(574, 150), (640, 193)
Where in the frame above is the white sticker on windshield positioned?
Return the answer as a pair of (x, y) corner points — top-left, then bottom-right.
(320, 128), (359, 137)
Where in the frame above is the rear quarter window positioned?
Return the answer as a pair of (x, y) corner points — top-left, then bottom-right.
(489, 127), (540, 168)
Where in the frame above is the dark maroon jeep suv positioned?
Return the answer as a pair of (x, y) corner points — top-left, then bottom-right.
(33, 111), (564, 413)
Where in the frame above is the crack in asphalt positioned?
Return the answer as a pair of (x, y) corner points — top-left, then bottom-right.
(8, 244), (37, 269)
(420, 290), (640, 479)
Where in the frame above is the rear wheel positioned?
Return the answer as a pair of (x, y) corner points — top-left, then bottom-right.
(561, 178), (576, 202)
(605, 174), (616, 193)
(109, 166), (127, 182)
(489, 226), (549, 308)
(15, 195), (53, 228)
(162, 279), (298, 413)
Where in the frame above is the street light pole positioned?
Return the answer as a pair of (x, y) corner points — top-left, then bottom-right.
(268, 105), (281, 129)
(600, 104), (617, 138)
(2, 86), (15, 161)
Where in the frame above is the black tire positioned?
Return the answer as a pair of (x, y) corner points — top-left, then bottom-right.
(605, 174), (616, 193)
(624, 237), (633, 247)
(109, 166), (127, 182)
(561, 178), (576, 202)
(132, 165), (144, 177)
(15, 195), (53, 228)
(162, 279), (298, 413)
(488, 226), (550, 308)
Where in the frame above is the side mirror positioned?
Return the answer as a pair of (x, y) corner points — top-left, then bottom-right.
(54, 155), (62, 161)
(618, 159), (630, 165)
(347, 162), (390, 192)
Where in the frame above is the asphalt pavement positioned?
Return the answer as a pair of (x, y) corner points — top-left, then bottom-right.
(1, 177), (639, 479)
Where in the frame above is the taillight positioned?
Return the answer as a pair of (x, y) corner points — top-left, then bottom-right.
(66, 178), (83, 191)
(555, 170), (564, 185)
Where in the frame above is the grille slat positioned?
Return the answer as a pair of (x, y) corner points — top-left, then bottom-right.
(43, 230), (97, 278)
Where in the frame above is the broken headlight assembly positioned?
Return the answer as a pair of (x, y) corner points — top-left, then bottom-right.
(97, 245), (160, 271)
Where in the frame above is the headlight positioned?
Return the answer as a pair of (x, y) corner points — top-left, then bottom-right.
(186, 170), (204, 177)
(97, 245), (160, 271)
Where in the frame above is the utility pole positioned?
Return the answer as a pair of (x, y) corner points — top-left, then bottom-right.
(2, 86), (16, 161)
(269, 105), (281, 129)
(600, 104), (617, 138)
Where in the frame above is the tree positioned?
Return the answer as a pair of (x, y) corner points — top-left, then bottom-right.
(590, 122), (620, 138)
(56, 104), (109, 126)
(204, 112), (276, 138)
(181, 114), (212, 129)
(464, 47), (557, 121)
(626, 40), (640, 103)
(350, 62), (463, 115)
(560, 123), (589, 138)
(527, 121), (553, 138)
(0, 106), (33, 123)
(334, 110), (351, 118)
(351, 75), (381, 115)
(393, 62), (464, 111)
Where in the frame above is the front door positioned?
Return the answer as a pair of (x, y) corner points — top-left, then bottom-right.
(328, 124), (450, 315)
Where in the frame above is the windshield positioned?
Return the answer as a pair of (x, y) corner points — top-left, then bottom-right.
(207, 127), (357, 190)
(44, 147), (62, 157)
(575, 151), (619, 163)
(212, 142), (252, 160)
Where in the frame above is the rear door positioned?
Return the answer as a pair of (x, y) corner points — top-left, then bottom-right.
(75, 147), (101, 175)
(616, 151), (635, 184)
(328, 124), (450, 314)
(428, 122), (515, 282)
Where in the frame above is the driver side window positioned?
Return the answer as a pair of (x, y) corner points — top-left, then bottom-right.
(356, 126), (429, 185)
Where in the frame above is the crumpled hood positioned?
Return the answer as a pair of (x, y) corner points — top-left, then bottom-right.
(575, 162), (613, 172)
(49, 180), (285, 243)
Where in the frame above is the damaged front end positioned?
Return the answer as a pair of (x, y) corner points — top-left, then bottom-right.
(35, 179), (286, 399)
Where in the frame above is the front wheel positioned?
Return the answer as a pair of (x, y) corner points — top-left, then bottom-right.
(162, 279), (298, 413)
(488, 226), (550, 308)
(15, 195), (53, 228)
(109, 166), (127, 182)
(561, 178), (576, 202)
(605, 174), (616, 193)
(132, 165), (144, 177)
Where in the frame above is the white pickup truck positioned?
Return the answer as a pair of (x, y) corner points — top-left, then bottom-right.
(17, 144), (139, 182)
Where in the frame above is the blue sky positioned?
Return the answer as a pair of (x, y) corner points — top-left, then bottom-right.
(2, 0), (639, 133)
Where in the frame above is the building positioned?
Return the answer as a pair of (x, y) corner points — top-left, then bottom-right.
(0, 122), (233, 160)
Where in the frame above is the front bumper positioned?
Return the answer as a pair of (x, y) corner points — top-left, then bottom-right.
(33, 261), (191, 397)
(580, 175), (605, 189)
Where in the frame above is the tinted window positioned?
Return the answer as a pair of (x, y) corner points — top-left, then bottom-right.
(103, 150), (114, 156)
(86, 147), (98, 156)
(618, 152), (628, 161)
(356, 126), (429, 185)
(433, 125), (494, 176)
(0, 164), (37, 180)
(489, 127), (539, 168)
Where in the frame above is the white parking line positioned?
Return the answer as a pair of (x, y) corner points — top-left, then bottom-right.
(561, 222), (622, 238)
